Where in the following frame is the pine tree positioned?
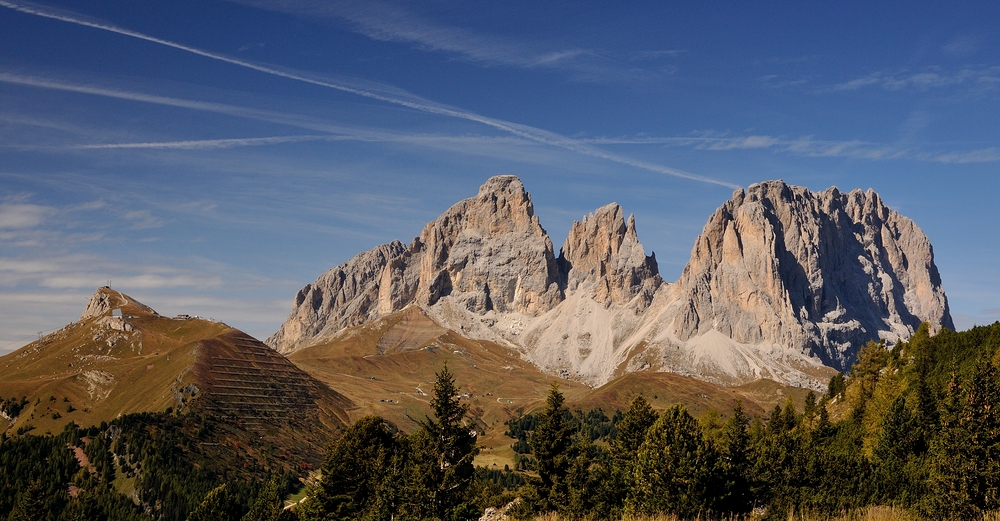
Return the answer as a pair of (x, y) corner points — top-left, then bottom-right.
(870, 396), (919, 503)
(6, 480), (45, 521)
(629, 404), (718, 517)
(243, 478), (284, 521)
(187, 484), (240, 521)
(926, 362), (1000, 517)
(403, 363), (479, 521)
(612, 396), (658, 461)
(717, 402), (751, 514)
(531, 383), (573, 511)
(603, 395), (657, 512)
(305, 415), (404, 521)
(64, 489), (107, 521)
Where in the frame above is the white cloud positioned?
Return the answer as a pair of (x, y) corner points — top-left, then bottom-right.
(927, 147), (1000, 164)
(70, 135), (332, 150)
(584, 132), (1000, 164)
(40, 273), (222, 289)
(0, 203), (49, 229)
(831, 65), (1000, 93)
(123, 210), (166, 230)
(228, 0), (666, 84)
(943, 35), (981, 57)
(0, 69), (738, 188)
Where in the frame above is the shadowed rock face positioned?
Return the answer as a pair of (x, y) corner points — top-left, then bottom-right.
(268, 176), (953, 386)
(266, 241), (408, 353)
(671, 180), (953, 370)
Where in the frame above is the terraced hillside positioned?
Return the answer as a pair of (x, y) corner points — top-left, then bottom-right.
(0, 287), (349, 442)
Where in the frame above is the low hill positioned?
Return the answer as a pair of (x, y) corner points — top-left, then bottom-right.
(573, 371), (817, 419)
(0, 287), (349, 468)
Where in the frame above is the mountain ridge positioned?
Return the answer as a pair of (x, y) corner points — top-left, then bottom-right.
(268, 176), (952, 390)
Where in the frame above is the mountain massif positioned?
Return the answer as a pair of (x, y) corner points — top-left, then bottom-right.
(268, 176), (952, 390)
(0, 177), (964, 521)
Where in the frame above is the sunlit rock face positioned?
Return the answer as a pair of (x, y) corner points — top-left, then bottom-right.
(559, 202), (661, 310)
(669, 180), (952, 371)
(268, 177), (953, 389)
(267, 175), (563, 353)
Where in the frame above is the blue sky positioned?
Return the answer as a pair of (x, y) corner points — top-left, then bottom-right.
(2, 0), (1000, 352)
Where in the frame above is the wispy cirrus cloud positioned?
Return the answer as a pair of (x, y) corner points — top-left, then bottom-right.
(587, 133), (1000, 164)
(831, 65), (1000, 93)
(0, 66), (736, 187)
(229, 0), (673, 83)
(0, 1), (721, 185)
(0, 203), (50, 229)
(0, 253), (220, 289)
(925, 147), (1000, 164)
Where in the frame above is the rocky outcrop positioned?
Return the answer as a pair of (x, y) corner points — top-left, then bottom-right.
(267, 241), (408, 353)
(559, 203), (661, 309)
(81, 287), (156, 320)
(268, 176), (565, 353)
(407, 175), (563, 315)
(667, 180), (952, 370)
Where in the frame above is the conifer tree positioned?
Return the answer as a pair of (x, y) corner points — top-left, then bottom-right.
(926, 362), (1000, 518)
(531, 383), (573, 510)
(604, 395), (657, 511)
(6, 480), (45, 521)
(629, 404), (718, 517)
(65, 490), (107, 521)
(305, 416), (404, 521)
(242, 478), (284, 521)
(612, 396), (658, 461)
(403, 363), (479, 521)
(870, 396), (919, 503)
(187, 484), (240, 521)
(717, 402), (752, 514)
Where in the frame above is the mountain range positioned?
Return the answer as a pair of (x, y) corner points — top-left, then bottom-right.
(0, 176), (952, 468)
(268, 176), (952, 390)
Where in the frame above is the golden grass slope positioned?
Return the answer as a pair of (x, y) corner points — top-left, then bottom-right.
(0, 287), (348, 438)
(286, 304), (823, 468)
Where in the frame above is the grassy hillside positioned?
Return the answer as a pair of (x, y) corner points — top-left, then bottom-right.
(0, 288), (349, 467)
(0, 293), (222, 435)
(286, 304), (823, 469)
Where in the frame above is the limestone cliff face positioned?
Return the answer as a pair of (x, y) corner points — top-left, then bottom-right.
(268, 176), (565, 353)
(559, 203), (661, 309)
(268, 176), (953, 388)
(266, 241), (407, 353)
(669, 180), (953, 370)
(402, 175), (563, 315)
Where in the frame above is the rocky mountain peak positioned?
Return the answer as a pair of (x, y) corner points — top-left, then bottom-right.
(268, 177), (952, 389)
(406, 175), (562, 314)
(671, 179), (952, 371)
(81, 287), (156, 320)
(560, 203), (661, 308)
(268, 176), (564, 353)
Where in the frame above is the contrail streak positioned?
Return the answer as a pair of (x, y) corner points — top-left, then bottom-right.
(69, 135), (333, 150)
(0, 0), (738, 188)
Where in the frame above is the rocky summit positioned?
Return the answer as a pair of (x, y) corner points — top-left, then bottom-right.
(666, 181), (953, 371)
(268, 176), (952, 390)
